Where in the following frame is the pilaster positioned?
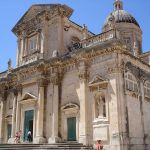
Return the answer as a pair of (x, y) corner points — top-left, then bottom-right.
(48, 73), (61, 143)
(34, 78), (48, 143)
(0, 91), (6, 144)
(139, 79), (146, 149)
(116, 70), (129, 150)
(107, 61), (129, 150)
(78, 60), (89, 145)
(15, 92), (21, 133)
(8, 90), (17, 143)
(36, 29), (41, 51)
(0, 100), (5, 143)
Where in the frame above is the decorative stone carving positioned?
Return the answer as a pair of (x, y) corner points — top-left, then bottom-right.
(107, 62), (125, 74)
(95, 92), (106, 118)
(96, 95), (105, 118)
(50, 73), (61, 85)
(52, 50), (59, 58)
(89, 75), (108, 91)
(108, 13), (116, 30)
(78, 70), (89, 81)
(0, 91), (6, 101)
(7, 59), (12, 73)
(37, 78), (49, 87)
(17, 65), (37, 81)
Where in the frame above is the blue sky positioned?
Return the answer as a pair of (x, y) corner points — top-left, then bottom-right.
(0, 0), (150, 72)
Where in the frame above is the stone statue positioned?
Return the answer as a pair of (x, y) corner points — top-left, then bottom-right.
(52, 50), (59, 58)
(96, 95), (105, 118)
(7, 58), (12, 72)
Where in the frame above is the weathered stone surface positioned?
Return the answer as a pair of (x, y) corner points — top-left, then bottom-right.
(0, 1), (150, 150)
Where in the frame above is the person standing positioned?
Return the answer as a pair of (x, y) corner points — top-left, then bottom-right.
(27, 131), (32, 142)
(97, 140), (103, 150)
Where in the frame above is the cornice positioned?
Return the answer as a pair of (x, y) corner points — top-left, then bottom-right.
(0, 38), (149, 88)
(123, 51), (150, 73)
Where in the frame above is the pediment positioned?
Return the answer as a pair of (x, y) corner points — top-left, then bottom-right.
(89, 75), (107, 85)
(21, 93), (37, 101)
(12, 4), (73, 34)
(13, 5), (44, 29)
(89, 75), (108, 91)
(22, 6), (40, 22)
(61, 103), (79, 110)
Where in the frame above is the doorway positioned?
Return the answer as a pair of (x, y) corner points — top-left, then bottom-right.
(7, 124), (12, 140)
(67, 117), (76, 141)
(24, 110), (34, 141)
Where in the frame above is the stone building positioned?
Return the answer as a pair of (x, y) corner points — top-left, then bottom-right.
(0, 0), (150, 150)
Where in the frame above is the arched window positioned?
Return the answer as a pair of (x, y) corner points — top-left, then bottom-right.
(144, 81), (150, 98)
(125, 72), (138, 92)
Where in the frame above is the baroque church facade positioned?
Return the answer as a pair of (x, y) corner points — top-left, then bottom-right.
(0, 0), (150, 149)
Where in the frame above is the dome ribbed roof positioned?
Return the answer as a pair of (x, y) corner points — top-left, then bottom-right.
(104, 10), (140, 28)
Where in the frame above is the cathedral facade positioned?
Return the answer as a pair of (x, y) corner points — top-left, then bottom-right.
(0, 0), (150, 150)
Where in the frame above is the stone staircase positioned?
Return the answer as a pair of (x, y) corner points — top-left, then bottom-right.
(0, 142), (93, 150)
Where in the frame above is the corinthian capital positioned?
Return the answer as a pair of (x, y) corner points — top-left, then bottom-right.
(78, 70), (89, 81)
(0, 90), (7, 101)
(50, 72), (63, 85)
(38, 78), (49, 87)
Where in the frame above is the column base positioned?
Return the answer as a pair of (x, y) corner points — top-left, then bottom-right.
(34, 136), (47, 144)
(79, 135), (88, 145)
(48, 136), (61, 143)
(0, 138), (3, 144)
(8, 137), (16, 144)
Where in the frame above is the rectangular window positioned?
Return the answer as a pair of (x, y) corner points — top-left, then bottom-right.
(28, 36), (37, 53)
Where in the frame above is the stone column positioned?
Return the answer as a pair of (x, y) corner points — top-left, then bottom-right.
(15, 93), (21, 133)
(40, 32), (44, 54)
(11, 96), (17, 138)
(22, 32), (27, 56)
(78, 61), (89, 145)
(107, 72), (121, 150)
(139, 80), (146, 149)
(37, 29), (41, 51)
(34, 78), (47, 143)
(48, 74), (60, 143)
(107, 60), (130, 150)
(116, 70), (129, 150)
(16, 38), (21, 66)
(8, 92), (17, 143)
(58, 16), (64, 55)
(0, 99), (5, 143)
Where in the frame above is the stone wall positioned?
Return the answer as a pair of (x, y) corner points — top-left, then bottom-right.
(126, 95), (144, 150)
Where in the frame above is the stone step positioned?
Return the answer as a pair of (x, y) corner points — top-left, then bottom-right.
(0, 143), (93, 150)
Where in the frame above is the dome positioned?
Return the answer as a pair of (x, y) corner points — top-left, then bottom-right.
(104, 10), (140, 28)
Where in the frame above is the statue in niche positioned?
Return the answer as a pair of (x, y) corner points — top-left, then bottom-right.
(96, 94), (106, 118)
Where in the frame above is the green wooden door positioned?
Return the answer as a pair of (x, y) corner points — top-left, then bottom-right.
(24, 110), (34, 141)
(67, 117), (76, 141)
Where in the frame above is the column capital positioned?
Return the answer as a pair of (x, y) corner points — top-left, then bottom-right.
(37, 77), (49, 87)
(78, 70), (89, 81)
(50, 72), (63, 85)
(77, 58), (90, 81)
(0, 90), (7, 101)
(14, 84), (22, 95)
